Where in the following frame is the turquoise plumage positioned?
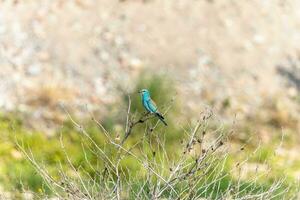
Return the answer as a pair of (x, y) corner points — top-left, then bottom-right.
(139, 89), (168, 126)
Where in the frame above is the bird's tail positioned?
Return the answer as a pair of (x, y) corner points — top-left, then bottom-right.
(155, 112), (168, 126)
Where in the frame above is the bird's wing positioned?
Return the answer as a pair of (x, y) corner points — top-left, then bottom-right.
(150, 99), (157, 108)
(142, 99), (151, 112)
(147, 99), (158, 113)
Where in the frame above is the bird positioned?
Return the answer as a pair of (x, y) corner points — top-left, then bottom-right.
(139, 89), (168, 126)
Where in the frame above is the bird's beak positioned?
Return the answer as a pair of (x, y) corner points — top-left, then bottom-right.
(138, 91), (142, 94)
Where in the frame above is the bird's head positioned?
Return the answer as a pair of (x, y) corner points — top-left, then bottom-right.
(138, 89), (150, 97)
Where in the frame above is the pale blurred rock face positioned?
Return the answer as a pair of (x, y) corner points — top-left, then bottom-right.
(0, 0), (300, 130)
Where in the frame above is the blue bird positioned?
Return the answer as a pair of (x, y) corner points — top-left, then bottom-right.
(139, 89), (168, 126)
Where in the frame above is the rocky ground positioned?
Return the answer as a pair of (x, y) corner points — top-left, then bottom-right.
(1, 0), (300, 134)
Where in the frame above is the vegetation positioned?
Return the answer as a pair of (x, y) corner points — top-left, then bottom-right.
(0, 76), (298, 199)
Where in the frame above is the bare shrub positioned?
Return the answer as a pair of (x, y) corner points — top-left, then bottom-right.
(16, 96), (296, 200)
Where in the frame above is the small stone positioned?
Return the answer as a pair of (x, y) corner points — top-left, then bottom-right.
(130, 58), (143, 69)
(100, 51), (110, 61)
(288, 87), (297, 98)
(253, 34), (265, 44)
(114, 35), (124, 46)
(27, 64), (42, 76)
(23, 191), (34, 200)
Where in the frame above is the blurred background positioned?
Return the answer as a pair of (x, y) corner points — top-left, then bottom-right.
(1, 0), (300, 198)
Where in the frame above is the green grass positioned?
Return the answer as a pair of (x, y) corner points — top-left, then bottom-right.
(0, 112), (296, 199)
(0, 75), (297, 199)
